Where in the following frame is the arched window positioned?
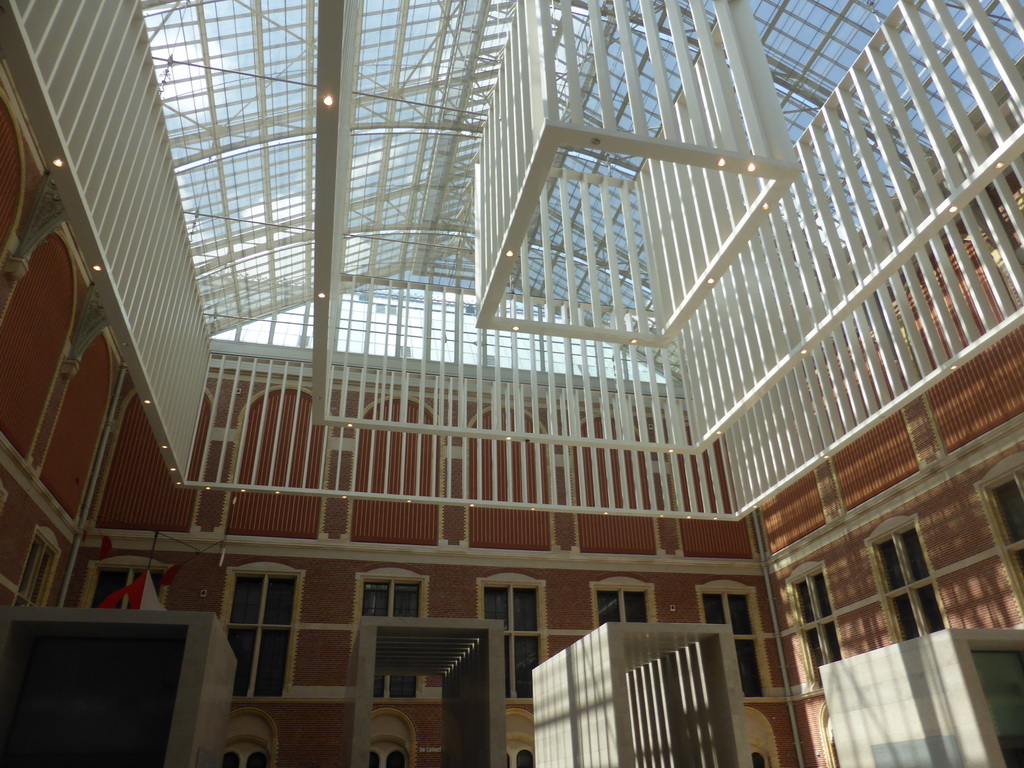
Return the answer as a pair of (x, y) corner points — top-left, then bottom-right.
(385, 750), (406, 768)
(516, 749), (534, 768)
(370, 753), (380, 768)
(246, 754), (268, 768)
(752, 753), (767, 768)
(222, 753), (240, 768)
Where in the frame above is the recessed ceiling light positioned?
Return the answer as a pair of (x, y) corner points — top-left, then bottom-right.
(511, 325), (520, 331)
(407, 499), (412, 503)
(170, 467), (177, 472)
(323, 94), (334, 106)
(347, 423), (353, 428)
(629, 338), (639, 344)
(205, 486), (211, 490)
(469, 503), (474, 507)
(505, 250), (514, 258)
(274, 491), (280, 494)
(706, 278), (715, 285)
(505, 436), (512, 441)
(176, 481), (182, 485)
(800, 349), (809, 355)
(240, 488), (246, 492)
(92, 265), (102, 271)
(52, 158), (64, 167)
(996, 162), (1005, 168)
(667, 449), (675, 453)
(161, 445), (168, 449)
(717, 158), (726, 167)
(746, 162), (757, 173)
(716, 430), (723, 435)
(317, 291), (326, 298)
(948, 205), (958, 213)
(950, 364), (957, 369)
(762, 203), (770, 210)
(143, 399), (152, 404)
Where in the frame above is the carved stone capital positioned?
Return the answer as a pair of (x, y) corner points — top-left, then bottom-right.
(3, 257), (28, 282)
(66, 284), (109, 366)
(12, 172), (67, 263)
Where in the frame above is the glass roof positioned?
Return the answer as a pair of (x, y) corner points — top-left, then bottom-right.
(141, 0), (902, 341)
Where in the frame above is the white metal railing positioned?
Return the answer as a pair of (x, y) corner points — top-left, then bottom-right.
(195, 351), (733, 516)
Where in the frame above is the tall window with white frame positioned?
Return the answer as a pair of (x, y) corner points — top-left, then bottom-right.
(363, 580), (420, 697)
(875, 527), (944, 641)
(484, 586), (539, 698)
(992, 477), (1024, 573)
(15, 537), (56, 606)
(702, 592), (763, 697)
(596, 589), (647, 624)
(792, 572), (841, 683)
(227, 575), (295, 697)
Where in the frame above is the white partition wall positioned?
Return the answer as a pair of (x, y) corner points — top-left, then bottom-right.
(822, 629), (1024, 768)
(533, 623), (750, 768)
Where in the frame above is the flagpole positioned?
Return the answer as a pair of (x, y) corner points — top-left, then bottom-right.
(147, 529), (158, 572)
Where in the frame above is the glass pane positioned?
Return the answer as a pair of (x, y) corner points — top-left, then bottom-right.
(915, 584), (945, 633)
(878, 540), (905, 589)
(227, 628), (256, 696)
(263, 578), (294, 624)
(246, 755), (268, 768)
(223, 753), (241, 768)
(823, 621), (841, 663)
(893, 593), (919, 640)
(517, 750), (534, 768)
(373, 675), (385, 697)
(901, 529), (929, 582)
(623, 592), (647, 623)
(995, 482), (1024, 542)
(363, 582), (390, 616)
(812, 573), (832, 617)
(597, 591), (620, 624)
(514, 636), (539, 698)
(253, 629), (289, 696)
(393, 583), (419, 617)
(805, 627), (824, 671)
(702, 594), (726, 624)
(231, 577), (264, 623)
(513, 588), (538, 631)
(386, 752), (405, 768)
(728, 594), (753, 635)
(752, 754), (766, 768)
(735, 639), (763, 697)
(485, 587), (509, 626)
(92, 570), (129, 608)
(370, 753), (380, 768)
(390, 675), (416, 697)
(795, 581), (814, 623)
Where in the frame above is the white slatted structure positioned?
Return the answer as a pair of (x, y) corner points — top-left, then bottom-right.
(2, 0), (209, 464)
(717, 0), (1024, 507)
(306, 0), (1024, 517)
(475, 0), (800, 342)
(200, 293), (737, 514)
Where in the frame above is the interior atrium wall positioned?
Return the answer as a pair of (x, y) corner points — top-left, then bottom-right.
(4, 15), (1024, 768)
